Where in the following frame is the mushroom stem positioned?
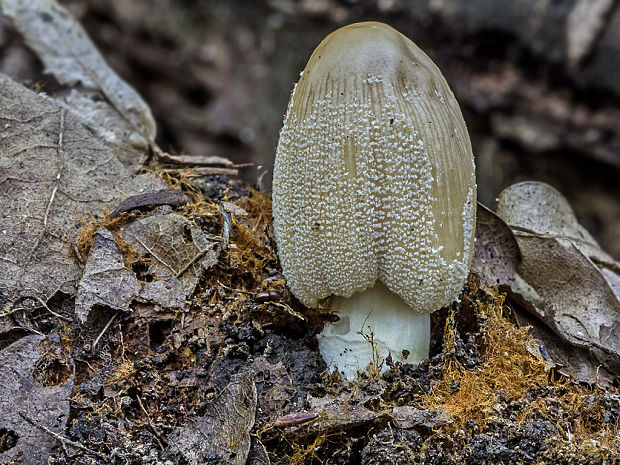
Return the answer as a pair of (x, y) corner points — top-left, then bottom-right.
(317, 281), (430, 381)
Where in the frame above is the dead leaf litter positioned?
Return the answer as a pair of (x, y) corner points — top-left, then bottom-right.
(1, 171), (617, 464)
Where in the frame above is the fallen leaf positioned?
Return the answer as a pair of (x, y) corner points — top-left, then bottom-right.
(168, 372), (257, 465)
(249, 358), (296, 425)
(514, 235), (620, 355)
(600, 265), (620, 300)
(110, 188), (189, 219)
(495, 181), (597, 245)
(124, 213), (220, 308)
(0, 74), (166, 309)
(0, 334), (74, 464)
(75, 227), (141, 323)
(2, 0), (156, 152)
(301, 390), (389, 437)
(496, 181), (620, 376)
(472, 202), (521, 288)
(511, 302), (617, 386)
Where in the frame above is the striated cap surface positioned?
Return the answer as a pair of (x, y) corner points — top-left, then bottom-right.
(272, 22), (476, 311)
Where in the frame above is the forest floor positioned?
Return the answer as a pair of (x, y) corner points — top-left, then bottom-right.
(28, 175), (617, 465)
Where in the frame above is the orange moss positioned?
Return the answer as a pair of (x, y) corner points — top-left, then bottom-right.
(425, 290), (548, 422)
(105, 360), (136, 389)
(155, 168), (205, 199)
(210, 189), (278, 295)
(287, 433), (328, 465)
(422, 286), (619, 456)
(75, 210), (136, 263)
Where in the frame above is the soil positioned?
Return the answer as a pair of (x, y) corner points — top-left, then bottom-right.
(16, 175), (614, 465)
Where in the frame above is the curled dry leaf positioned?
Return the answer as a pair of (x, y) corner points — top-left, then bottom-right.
(2, 0), (156, 153)
(471, 202), (521, 289)
(0, 334), (74, 465)
(168, 373), (257, 465)
(110, 188), (190, 219)
(496, 181), (620, 375)
(0, 74), (166, 310)
(495, 181), (597, 244)
(301, 391), (389, 438)
(75, 227), (141, 323)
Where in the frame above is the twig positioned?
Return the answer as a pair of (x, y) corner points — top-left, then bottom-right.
(156, 152), (233, 166)
(118, 322), (126, 363)
(191, 166), (239, 176)
(93, 311), (120, 350)
(0, 303), (19, 318)
(230, 162), (256, 168)
(43, 109), (65, 227)
(257, 169), (269, 191)
(32, 295), (72, 321)
(5, 301), (44, 335)
(19, 412), (110, 461)
(270, 302), (306, 321)
(216, 280), (252, 295)
(159, 166), (239, 176)
(44, 185), (59, 227)
(136, 395), (167, 450)
(6, 295), (70, 322)
(14, 323), (44, 336)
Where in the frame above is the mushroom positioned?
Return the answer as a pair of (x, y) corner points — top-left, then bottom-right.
(272, 22), (476, 380)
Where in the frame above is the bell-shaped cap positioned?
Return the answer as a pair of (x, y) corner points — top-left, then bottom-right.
(272, 22), (476, 312)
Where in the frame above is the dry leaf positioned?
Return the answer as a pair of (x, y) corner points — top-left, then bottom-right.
(2, 0), (156, 152)
(0, 74), (166, 309)
(497, 181), (620, 375)
(302, 391), (389, 437)
(512, 304), (617, 386)
(0, 334), (74, 464)
(472, 202), (521, 288)
(124, 213), (220, 308)
(110, 189), (189, 219)
(75, 227), (141, 323)
(249, 358), (295, 425)
(495, 181), (598, 244)
(168, 373), (257, 465)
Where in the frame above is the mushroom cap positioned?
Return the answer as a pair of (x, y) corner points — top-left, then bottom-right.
(272, 22), (476, 311)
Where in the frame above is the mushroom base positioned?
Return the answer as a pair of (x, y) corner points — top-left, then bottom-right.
(317, 281), (430, 381)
